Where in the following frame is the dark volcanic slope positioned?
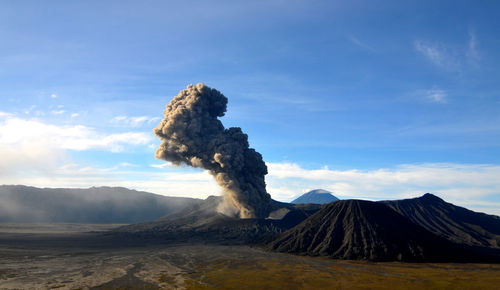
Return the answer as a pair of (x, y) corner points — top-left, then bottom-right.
(116, 196), (321, 244)
(0, 185), (202, 223)
(268, 199), (473, 262)
(381, 193), (500, 248)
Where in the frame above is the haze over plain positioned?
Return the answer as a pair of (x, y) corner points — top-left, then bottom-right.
(0, 1), (499, 215)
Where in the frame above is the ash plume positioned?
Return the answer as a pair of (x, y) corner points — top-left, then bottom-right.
(154, 83), (271, 218)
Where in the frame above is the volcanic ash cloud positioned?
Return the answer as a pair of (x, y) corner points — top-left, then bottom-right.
(154, 83), (271, 218)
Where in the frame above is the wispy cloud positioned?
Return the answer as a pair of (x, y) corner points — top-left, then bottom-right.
(424, 89), (447, 103)
(23, 105), (37, 115)
(150, 162), (174, 169)
(118, 162), (136, 167)
(414, 31), (481, 72)
(111, 115), (161, 127)
(50, 110), (66, 115)
(414, 40), (459, 70)
(466, 30), (480, 66)
(348, 35), (374, 51)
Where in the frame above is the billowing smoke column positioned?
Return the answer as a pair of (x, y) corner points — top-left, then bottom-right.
(154, 83), (271, 218)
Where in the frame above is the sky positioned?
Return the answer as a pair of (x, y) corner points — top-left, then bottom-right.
(1, 1), (499, 215)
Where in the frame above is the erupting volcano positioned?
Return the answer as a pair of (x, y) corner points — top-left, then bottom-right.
(154, 83), (271, 219)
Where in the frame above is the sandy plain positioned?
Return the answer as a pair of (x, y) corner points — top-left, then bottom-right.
(1, 223), (500, 289)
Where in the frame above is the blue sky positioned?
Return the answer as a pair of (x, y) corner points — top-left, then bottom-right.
(1, 1), (499, 214)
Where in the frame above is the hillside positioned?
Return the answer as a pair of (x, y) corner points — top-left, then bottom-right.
(291, 189), (339, 204)
(381, 193), (500, 248)
(268, 199), (476, 262)
(115, 196), (322, 244)
(0, 185), (202, 223)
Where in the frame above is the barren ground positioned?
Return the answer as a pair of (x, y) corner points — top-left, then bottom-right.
(1, 223), (500, 289)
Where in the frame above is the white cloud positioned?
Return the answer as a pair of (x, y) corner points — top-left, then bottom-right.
(112, 116), (127, 122)
(348, 35), (374, 51)
(0, 114), (152, 152)
(265, 162), (500, 215)
(0, 113), (156, 193)
(150, 162), (174, 169)
(119, 162), (135, 167)
(51, 94), (57, 99)
(414, 40), (459, 70)
(24, 105), (37, 115)
(424, 89), (447, 103)
(111, 115), (161, 127)
(51, 110), (66, 115)
(71, 113), (79, 118)
(467, 30), (480, 65)
(0, 139), (68, 178)
(0, 114), (213, 198)
(0, 160), (220, 199)
(414, 32), (481, 72)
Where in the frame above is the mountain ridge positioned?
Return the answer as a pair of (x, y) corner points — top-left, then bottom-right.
(0, 185), (202, 223)
(268, 199), (490, 262)
(381, 193), (500, 248)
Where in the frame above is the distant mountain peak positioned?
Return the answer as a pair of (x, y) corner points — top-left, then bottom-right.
(291, 189), (339, 204)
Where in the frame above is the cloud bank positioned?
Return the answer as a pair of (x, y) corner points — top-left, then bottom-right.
(0, 113), (151, 152)
(266, 162), (500, 214)
(0, 112), (153, 180)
